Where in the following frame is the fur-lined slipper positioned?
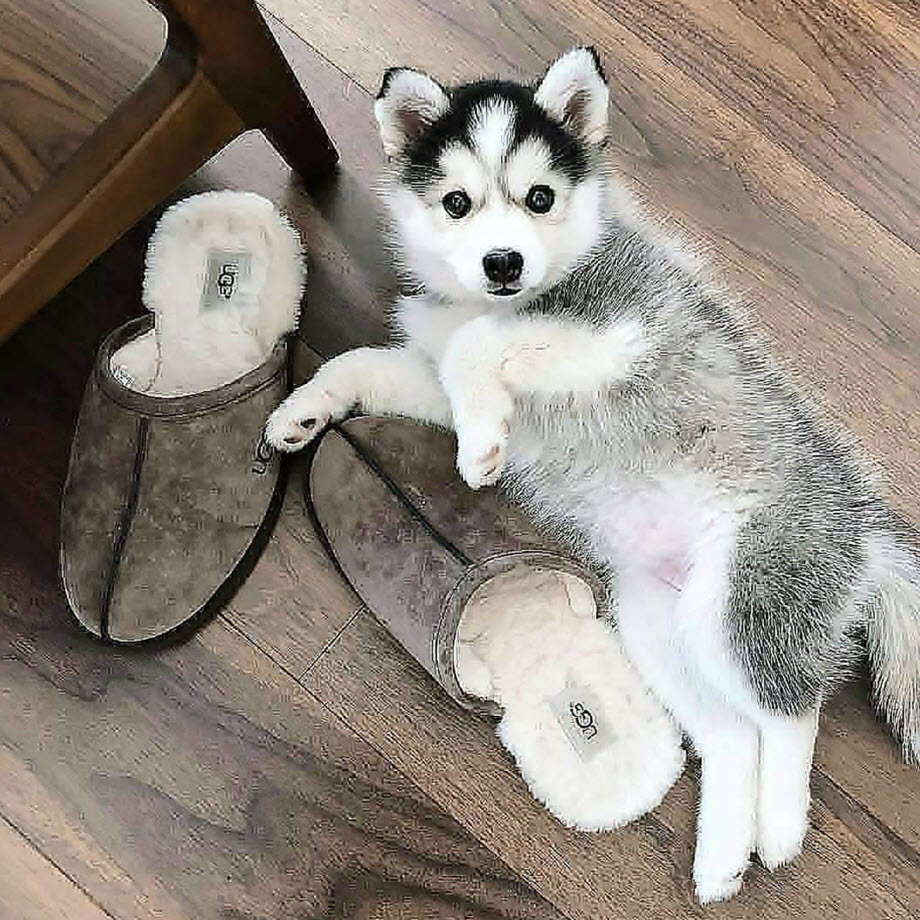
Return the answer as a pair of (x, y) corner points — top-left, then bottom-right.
(60, 191), (304, 643)
(307, 416), (685, 830)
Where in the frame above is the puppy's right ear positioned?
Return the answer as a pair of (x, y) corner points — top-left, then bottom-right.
(535, 47), (609, 146)
(375, 68), (449, 157)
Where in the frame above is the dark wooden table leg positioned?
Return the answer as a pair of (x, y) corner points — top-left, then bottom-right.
(155, 0), (339, 180)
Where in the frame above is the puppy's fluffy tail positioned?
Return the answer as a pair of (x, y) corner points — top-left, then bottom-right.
(865, 513), (920, 764)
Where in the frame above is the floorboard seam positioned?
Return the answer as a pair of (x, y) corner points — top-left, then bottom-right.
(297, 606), (366, 679)
(258, 5), (377, 98)
(813, 768), (920, 868)
(219, 613), (323, 686)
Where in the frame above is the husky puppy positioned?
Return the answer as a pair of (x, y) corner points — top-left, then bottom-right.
(266, 48), (920, 902)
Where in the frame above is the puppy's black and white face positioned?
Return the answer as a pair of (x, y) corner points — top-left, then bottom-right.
(375, 48), (610, 303)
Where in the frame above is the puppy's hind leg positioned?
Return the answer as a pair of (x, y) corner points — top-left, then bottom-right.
(616, 572), (759, 904)
(672, 537), (762, 903)
(754, 708), (819, 870)
(688, 705), (760, 903)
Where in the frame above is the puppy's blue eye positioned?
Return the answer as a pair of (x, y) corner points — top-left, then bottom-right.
(442, 190), (471, 219)
(525, 185), (554, 214)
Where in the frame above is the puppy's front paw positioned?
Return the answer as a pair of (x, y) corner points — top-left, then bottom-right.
(456, 418), (510, 489)
(449, 380), (514, 489)
(264, 386), (346, 452)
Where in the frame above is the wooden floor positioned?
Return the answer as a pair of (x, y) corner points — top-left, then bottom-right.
(2, 1), (920, 917)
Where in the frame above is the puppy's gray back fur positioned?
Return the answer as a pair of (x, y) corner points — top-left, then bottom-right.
(506, 215), (920, 756)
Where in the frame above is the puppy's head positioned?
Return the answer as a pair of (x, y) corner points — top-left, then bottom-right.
(375, 48), (610, 303)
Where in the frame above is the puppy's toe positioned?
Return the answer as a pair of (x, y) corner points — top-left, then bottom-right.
(265, 408), (330, 452)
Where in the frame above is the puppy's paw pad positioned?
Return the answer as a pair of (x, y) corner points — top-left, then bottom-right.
(265, 397), (337, 452)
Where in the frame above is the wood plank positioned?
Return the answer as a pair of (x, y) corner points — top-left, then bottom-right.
(818, 676), (920, 852)
(0, 817), (113, 920)
(0, 617), (564, 920)
(303, 612), (920, 920)
(325, 872), (540, 920)
(589, 0), (920, 256)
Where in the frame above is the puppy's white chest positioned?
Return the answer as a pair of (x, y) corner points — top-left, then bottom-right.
(395, 295), (492, 362)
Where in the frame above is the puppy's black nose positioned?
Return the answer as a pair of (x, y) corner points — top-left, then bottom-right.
(483, 249), (524, 285)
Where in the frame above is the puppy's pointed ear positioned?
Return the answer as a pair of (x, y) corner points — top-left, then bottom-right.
(534, 47), (609, 145)
(374, 67), (449, 157)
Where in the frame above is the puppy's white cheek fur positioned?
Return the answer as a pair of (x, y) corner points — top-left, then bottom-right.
(523, 248), (548, 291)
(387, 187), (468, 298)
(537, 177), (605, 285)
(449, 243), (489, 296)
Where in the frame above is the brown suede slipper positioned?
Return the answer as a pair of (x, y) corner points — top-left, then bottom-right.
(60, 316), (290, 644)
(305, 416), (608, 715)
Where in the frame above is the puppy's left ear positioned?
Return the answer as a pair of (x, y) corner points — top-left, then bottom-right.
(375, 67), (449, 157)
(535, 47), (609, 146)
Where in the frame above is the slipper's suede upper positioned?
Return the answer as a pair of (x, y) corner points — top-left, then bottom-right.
(61, 317), (288, 642)
(308, 417), (607, 713)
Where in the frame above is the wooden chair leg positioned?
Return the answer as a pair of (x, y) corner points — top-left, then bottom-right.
(0, 0), (337, 343)
(262, 103), (340, 184)
(156, 0), (338, 180)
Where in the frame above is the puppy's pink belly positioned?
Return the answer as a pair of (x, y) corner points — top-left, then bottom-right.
(614, 517), (693, 591)
(647, 554), (689, 591)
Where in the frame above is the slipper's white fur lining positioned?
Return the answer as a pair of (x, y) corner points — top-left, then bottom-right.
(456, 565), (685, 830)
(112, 191), (304, 397)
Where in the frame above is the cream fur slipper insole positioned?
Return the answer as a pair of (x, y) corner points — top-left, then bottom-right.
(111, 190), (304, 396)
(455, 566), (686, 830)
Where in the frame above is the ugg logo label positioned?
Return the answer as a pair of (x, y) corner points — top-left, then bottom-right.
(203, 249), (252, 310)
(111, 363), (138, 389)
(569, 701), (598, 740)
(549, 682), (612, 761)
(252, 431), (275, 475)
(216, 263), (238, 299)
